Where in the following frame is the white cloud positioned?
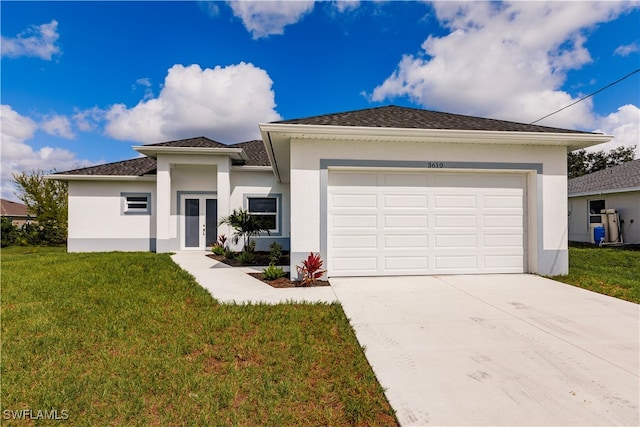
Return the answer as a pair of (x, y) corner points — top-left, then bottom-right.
(227, 1), (315, 39)
(589, 104), (640, 156)
(1, 20), (61, 60)
(41, 114), (76, 139)
(370, 1), (634, 130)
(614, 42), (640, 57)
(0, 105), (90, 200)
(73, 107), (104, 132)
(104, 63), (281, 144)
(333, 1), (360, 13)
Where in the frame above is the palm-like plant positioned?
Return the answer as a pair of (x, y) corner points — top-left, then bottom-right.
(218, 209), (271, 252)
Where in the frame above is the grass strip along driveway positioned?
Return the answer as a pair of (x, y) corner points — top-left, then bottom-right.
(1, 247), (395, 426)
(552, 245), (640, 303)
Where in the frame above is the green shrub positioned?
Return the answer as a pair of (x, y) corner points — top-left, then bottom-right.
(262, 264), (286, 280)
(211, 245), (226, 256)
(236, 251), (255, 265)
(224, 247), (236, 259)
(1, 216), (18, 247)
(269, 242), (283, 265)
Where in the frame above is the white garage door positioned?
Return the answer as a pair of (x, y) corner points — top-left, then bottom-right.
(328, 170), (527, 276)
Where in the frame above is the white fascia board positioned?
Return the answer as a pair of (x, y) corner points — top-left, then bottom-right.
(258, 123), (612, 149)
(45, 174), (156, 182)
(133, 146), (248, 162)
(568, 187), (640, 198)
(230, 165), (273, 172)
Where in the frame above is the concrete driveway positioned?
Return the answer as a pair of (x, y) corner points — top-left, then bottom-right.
(331, 274), (639, 426)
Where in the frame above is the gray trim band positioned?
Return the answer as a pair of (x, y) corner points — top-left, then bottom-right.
(320, 159), (543, 173)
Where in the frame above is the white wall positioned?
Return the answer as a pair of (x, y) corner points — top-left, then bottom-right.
(569, 192), (640, 244)
(67, 180), (156, 252)
(155, 153), (225, 252)
(230, 170), (290, 251)
(289, 138), (569, 276)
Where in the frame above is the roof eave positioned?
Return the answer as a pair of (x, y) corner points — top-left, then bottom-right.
(259, 123), (611, 146)
(569, 186), (640, 198)
(46, 174), (157, 182)
(133, 146), (249, 162)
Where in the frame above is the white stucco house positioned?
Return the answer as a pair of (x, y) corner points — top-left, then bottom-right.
(568, 159), (640, 244)
(51, 106), (611, 277)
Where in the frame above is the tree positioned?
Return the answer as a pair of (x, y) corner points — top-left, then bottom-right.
(568, 145), (636, 179)
(12, 170), (68, 245)
(218, 209), (271, 252)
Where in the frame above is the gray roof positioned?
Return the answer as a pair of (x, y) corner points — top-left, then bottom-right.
(57, 139), (270, 176)
(276, 105), (592, 134)
(59, 157), (158, 176)
(230, 140), (271, 166)
(145, 136), (228, 148)
(568, 159), (640, 196)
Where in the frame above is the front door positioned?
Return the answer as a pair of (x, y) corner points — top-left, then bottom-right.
(181, 195), (217, 250)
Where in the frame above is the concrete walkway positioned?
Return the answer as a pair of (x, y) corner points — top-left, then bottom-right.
(170, 251), (338, 304)
(332, 274), (640, 426)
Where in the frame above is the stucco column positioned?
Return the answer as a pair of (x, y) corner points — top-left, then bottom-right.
(156, 157), (171, 252)
(216, 157), (231, 243)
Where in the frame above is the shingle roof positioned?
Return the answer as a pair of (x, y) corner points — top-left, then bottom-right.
(568, 159), (640, 195)
(145, 136), (228, 148)
(229, 140), (271, 166)
(57, 139), (271, 176)
(58, 157), (158, 176)
(1, 198), (29, 217)
(276, 105), (592, 134)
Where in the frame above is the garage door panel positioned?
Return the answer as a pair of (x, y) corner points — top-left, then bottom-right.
(483, 195), (523, 208)
(328, 170), (526, 276)
(332, 194), (377, 208)
(435, 255), (478, 270)
(384, 256), (428, 271)
(435, 234), (478, 248)
(332, 214), (377, 228)
(484, 255), (524, 269)
(384, 234), (428, 248)
(383, 173), (429, 187)
(435, 195), (477, 208)
(332, 234), (377, 249)
(384, 194), (428, 208)
(483, 234), (523, 247)
(385, 214), (428, 228)
(434, 215), (477, 228)
(484, 215), (523, 227)
(332, 257), (377, 274)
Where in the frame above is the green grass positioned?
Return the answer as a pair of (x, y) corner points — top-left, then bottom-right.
(552, 245), (640, 303)
(1, 247), (396, 426)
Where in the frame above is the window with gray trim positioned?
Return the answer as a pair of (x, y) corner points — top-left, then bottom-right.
(248, 196), (278, 232)
(122, 193), (151, 215)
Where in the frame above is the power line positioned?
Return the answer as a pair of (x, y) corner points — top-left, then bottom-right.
(529, 68), (640, 125)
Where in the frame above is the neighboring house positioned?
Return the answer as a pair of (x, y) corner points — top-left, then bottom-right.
(50, 105), (611, 277)
(1, 198), (31, 226)
(568, 159), (640, 244)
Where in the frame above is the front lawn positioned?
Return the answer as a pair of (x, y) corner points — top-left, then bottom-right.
(0, 247), (396, 425)
(552, 245), (640, 303)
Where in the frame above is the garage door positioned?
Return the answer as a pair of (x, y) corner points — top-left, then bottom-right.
(328, 170), (527, 276)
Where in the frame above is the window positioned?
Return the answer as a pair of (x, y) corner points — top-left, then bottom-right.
(122, 193), (151, 215)
(589, 199), (605, 224)
(248, 196), (278, 232)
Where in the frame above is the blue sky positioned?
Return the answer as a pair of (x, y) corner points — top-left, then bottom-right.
(2, 1), (639, 200)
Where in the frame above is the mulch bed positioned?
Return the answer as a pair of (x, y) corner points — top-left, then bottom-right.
(248, 272), (330, 288)
(206, 253), (330, 288)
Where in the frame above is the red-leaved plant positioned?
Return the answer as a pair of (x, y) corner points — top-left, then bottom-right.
(296, 252), (326, 287)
